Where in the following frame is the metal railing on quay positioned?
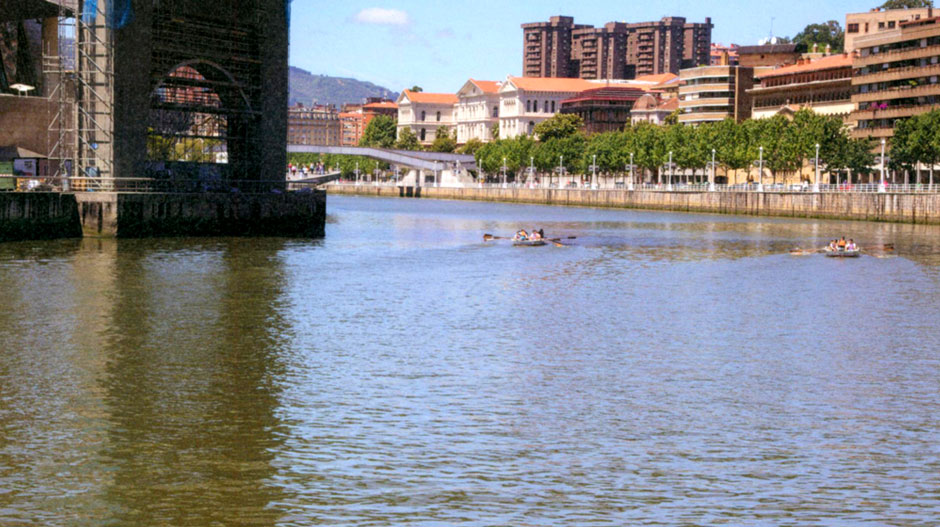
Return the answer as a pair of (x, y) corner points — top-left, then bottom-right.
(325, 179), (940, 194)
(0, 176), (322, 194)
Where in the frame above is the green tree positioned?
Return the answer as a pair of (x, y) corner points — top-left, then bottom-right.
(631, 122), (667, 182)
(429, 126), (457, 153)
(502, 135), (536, 174)
(748, 115), (799, 183)
(584, 131), (627, 174)
(891, 110), (940, 181)
(879, 0), (933, 9)
(409, 85), (424, 93)
(533, 134), (587, 178)
(793, 21), (844, 53)
(829, 137), (876, 180)
(394, 127), (421, 150)
(360, 115), (396, 148)
(457, 138), (485, 155)
(533, 113), (584, 141)
(491, 123), (500, 140)
(663, 109), (681, 126)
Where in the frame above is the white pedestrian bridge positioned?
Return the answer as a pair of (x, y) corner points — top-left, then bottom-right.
(286, 145), (477, 172)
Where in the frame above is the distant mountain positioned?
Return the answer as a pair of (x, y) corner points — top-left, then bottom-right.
(289, 67), (398, 108)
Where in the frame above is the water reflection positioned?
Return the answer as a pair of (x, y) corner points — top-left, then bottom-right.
(97, 239), (294, 526)
(2, 197), (940, 525)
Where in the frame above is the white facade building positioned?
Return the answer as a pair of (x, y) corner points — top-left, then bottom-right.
(396, 90), (458, 145)
(497, 76), (597, 139)
(455, 79), (502, 144)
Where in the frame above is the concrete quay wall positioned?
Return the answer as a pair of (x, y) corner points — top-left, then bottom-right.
(0, 193), (83, 242)
(327, 185), (940, 225)
(75, 191), (326, 238)
(1, 191), (326, 242)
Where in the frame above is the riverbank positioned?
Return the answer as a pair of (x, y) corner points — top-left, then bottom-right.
(1, 190), (326, 241)
(326, 184), (940, 225)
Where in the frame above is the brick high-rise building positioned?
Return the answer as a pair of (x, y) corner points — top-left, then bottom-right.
(522, 16), (589, 78)
(684, 19), (714, 68)
(522, 15), (713, 79)
(624, 17), (687, 76)
(571, 23), (629, 80)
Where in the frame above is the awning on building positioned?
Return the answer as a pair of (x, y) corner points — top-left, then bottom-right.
(0, 145), (46, 161)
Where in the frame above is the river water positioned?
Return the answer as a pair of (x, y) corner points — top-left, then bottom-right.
(1, 195), (939, 526)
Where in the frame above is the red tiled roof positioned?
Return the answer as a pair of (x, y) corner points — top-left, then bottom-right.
(470, 79), (501, 93)
(363, 101), (398, 109)
(658, 97), (679, 111)
(402, 90), (458, 104)
(506, 76), (598, 93)
(634, 73), (678, 84)
(561, 86), (647, 105)
(756, 53), (853, 79)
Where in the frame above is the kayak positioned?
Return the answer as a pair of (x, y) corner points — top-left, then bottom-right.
(825, 248), (861, 258)
(512, 239), (546, 247)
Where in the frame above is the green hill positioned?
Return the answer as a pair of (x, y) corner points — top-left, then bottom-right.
(289, 67), (398, 108)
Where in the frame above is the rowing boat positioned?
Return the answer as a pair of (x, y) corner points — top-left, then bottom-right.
(512, 239), (546, 247)
(825, 248), (861, 258)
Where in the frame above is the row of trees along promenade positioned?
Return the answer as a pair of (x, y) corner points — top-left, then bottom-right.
(288, 111), (940, 185)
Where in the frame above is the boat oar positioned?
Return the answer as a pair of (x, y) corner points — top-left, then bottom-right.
(483, 234), (510, 241)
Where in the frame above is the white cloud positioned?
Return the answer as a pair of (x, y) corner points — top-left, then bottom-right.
(352, 8), (410, 26)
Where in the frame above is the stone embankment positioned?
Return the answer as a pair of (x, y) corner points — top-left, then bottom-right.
(327, 185), (940, 225)
(1, 191), (326, 241)
(0, 192), (82, 242)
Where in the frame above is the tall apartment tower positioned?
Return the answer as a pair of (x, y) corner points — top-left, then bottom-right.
(624, 17), (687, 76)
(683, 18), (714, 68)
(522, 16), (589, 78)
(571, 23), (629, 79)
(523, 16), (713, 79)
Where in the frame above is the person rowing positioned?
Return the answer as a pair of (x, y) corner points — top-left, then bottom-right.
(846, 239), (858, 251)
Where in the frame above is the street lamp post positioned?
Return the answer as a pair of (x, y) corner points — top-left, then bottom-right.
(591, 154), (598, 189)
(708, 148), (717, 192)
(879, 138), (887, 192)
(666, 151), (675, 191)
(756, 146), (764, 192)
(813, 143), (821, 193)
(530, 156), (536, 187)
(501, 157), (508, 188)
(355, 161), (360, 186)
(628, 152), (635, 191)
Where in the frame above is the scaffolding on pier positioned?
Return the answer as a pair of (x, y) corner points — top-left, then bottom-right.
(43, 0), (113, 190)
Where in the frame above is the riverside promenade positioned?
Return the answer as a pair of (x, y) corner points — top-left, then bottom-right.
(327, 184), (940, 225)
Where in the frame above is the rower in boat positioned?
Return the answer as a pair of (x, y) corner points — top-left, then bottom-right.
(825, 237), (861, 257)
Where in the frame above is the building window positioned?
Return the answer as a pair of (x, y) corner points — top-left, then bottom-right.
(847, 23), (859, 33)
(436, 111), (441, 122)
(492, 106), (499, 118)
(421, 111), (426, 121)
(526, 100), (531, 112)
(888, 21), (896, 29)
(544, 100), (549, 112)
(420, 128), (426, 141)
(551, 101), (556, 112)
(528, 121), (535, 135)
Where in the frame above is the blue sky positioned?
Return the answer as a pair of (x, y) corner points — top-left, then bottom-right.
(290, 0), (869, 93)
